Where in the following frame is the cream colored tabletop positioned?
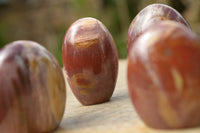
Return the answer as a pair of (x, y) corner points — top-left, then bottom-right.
(54, 60), (200, 133)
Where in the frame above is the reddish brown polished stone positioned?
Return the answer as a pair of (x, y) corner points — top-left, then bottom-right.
(127, 4), (191, 54)
(62, 17), (118, 105)
(128, 21), (200, 129)
(0, 40), (66, 133)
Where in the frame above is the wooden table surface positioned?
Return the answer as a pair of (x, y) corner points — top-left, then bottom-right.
(54, 60), (200, 133)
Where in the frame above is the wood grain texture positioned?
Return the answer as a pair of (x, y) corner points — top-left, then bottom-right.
(54, 60), (200, 133)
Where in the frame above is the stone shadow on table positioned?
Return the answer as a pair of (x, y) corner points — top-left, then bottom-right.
(56, 90), (135, 131)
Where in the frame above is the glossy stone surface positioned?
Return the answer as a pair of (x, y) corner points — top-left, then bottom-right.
(128, 21), (200, 129)
(127, 4), (191, 54)
(0, 40), (66, 133)
(62, 17), (118, 105)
